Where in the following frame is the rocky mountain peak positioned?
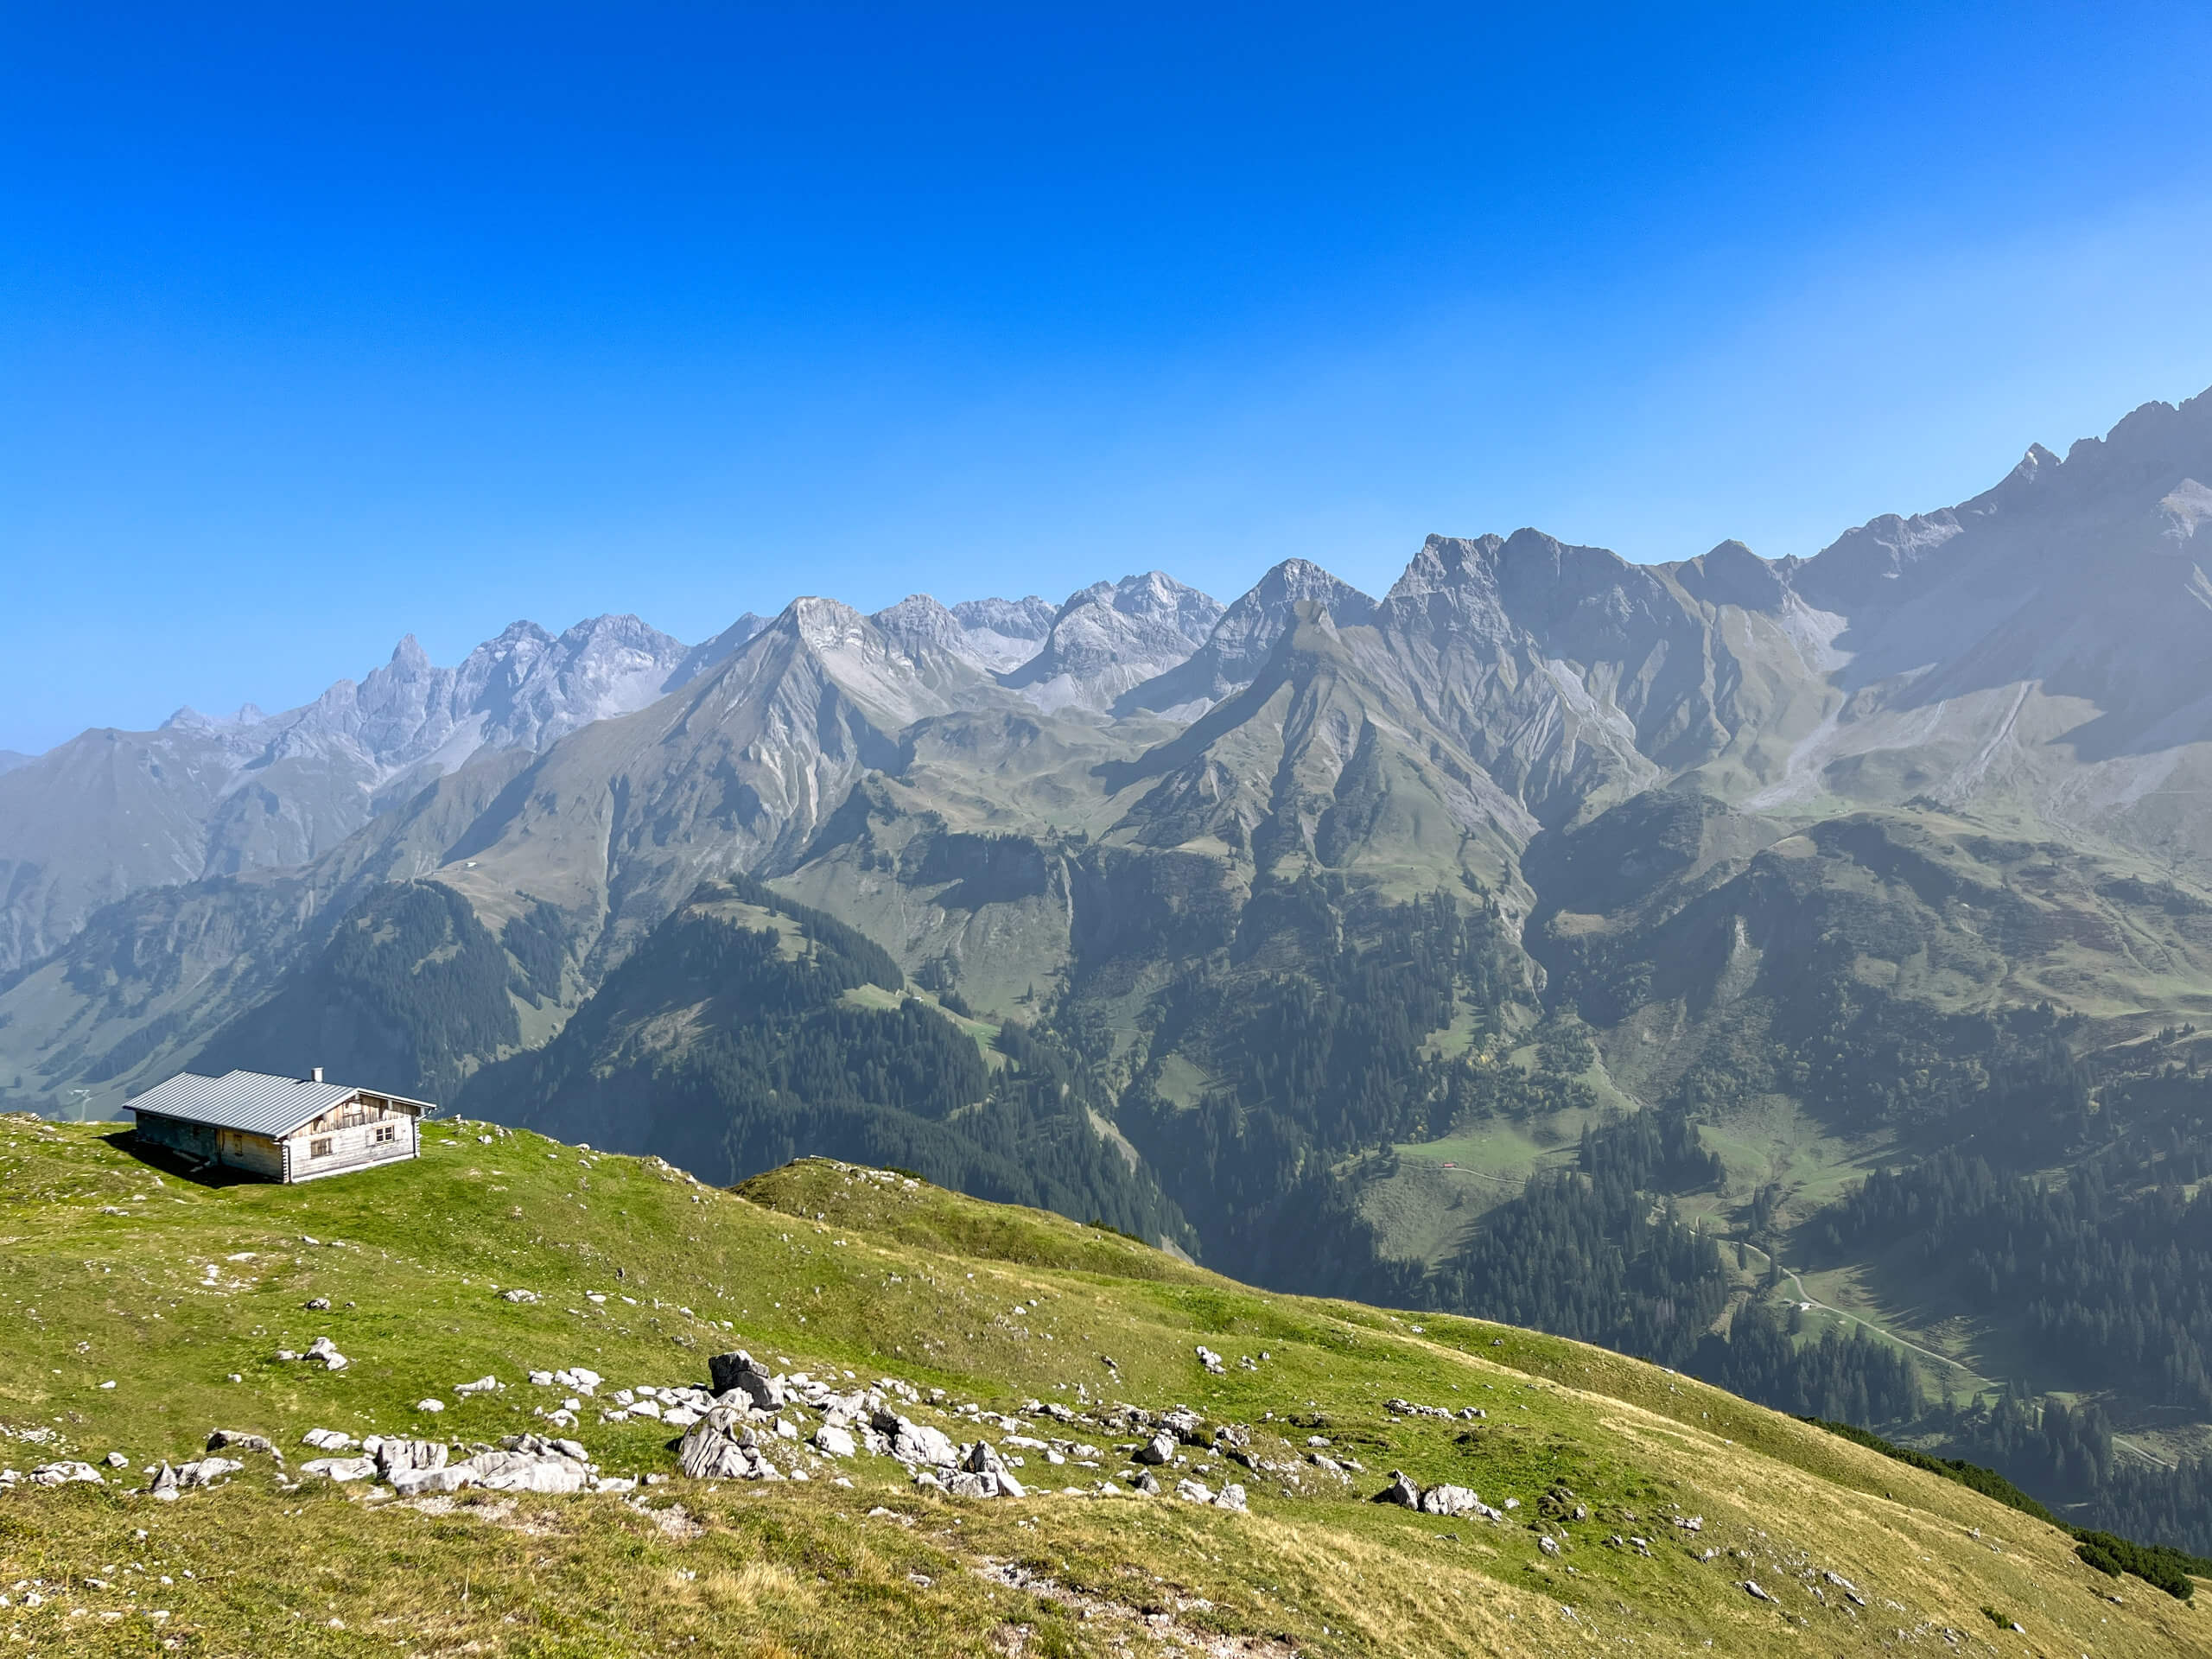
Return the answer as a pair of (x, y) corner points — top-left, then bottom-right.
(1672, 539), (1788, 613)
(1058, 572), (1224, 645)
(872, 594), (1053, 674)
(785, 595), (872, 653)
(948, 594), (1055, 639)
(385, 633), (435, 676)
(1115, 558), (1375, 716)
(665, 613), (772, 690)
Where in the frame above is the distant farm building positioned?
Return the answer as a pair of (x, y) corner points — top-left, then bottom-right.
(125, 1068), (434, 1183)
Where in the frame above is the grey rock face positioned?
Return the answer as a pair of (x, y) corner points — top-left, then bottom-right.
(1372, 1470), (1421, 1508)
(872, 594), (1053, 675)
(1118, 558), (1376, 715)
(677, 1407), (787, 1481)
(999, 573), (1224, 715)
(302, 1456), (377, 1482)
(460, 1450), (589, 1494)
(885, 1417), (959, 1469)
(0, 611), (696, 977)
(709, 1349), (786, 1411)
(1133, 1430), (1176, 1465)
(368, 1438), (448, 1479)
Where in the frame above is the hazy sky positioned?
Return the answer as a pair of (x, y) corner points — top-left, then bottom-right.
(6, 3), (2212, 753)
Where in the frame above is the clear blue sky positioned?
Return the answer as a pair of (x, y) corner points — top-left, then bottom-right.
(6, 3), (2212, 753)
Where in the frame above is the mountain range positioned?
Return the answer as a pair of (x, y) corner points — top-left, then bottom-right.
(10, 385), (2212, 1537)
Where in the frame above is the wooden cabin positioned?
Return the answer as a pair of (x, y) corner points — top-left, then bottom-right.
(125, 1068), (435, 1183)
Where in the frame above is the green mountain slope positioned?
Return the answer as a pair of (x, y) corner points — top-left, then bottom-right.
(459, 874), (1191, 1250)
(3, 1116), (2206, 1656)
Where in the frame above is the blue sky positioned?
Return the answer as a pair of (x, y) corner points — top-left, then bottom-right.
(5, 3), (2212, 753)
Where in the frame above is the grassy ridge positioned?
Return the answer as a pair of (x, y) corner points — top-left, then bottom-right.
(0, 1114), (2205, 1656)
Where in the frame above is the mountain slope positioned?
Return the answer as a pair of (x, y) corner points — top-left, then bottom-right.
(0, 613), (696, 976)
(456, 873), (1190, 1245)
(1, 1117), (2202, 1656)
(12, 388), (2212, 1552)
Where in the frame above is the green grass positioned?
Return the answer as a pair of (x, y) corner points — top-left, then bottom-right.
(1, 1114), (2207, 1656)
(836, 984), (1007, 1069)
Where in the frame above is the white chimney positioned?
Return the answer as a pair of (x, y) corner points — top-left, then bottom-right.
(310, 1066), (324, 1084)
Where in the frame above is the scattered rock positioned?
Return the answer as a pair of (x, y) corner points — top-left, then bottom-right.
(206, 1429), (280, 1461)
(870, 1409), (958, 1469)
(175, 1457), (242, 1491)
(302, 1456), (378, 1482)
(1195, 1346), (1225, 1375)
(1214, 1483), (1248, 1511)
(302, 1428), (355, 1452)
(1743, 1581), (1777, 1604)
(1538, 1484), (1586, 1521)
(677, 1406), (786, 1481)
(416, 1399), (446, 1414)
(501, 1289), (541, 1305)
(391, 1463), (475, 1497)
(302, 1297), (330, 1311)
(458, 1450), (588, 1494)
(103, 1452), (129, 1469)
(1132, 1431), (1176, 1465)
(1419, 1484), (1498, 1520)
(813, 1424), (856, 1459)
(1372, 1471), (1422, 1509)
(27, 1461), (104, 1488)
(369, 1439), (449, 1480)
(709, 1351), (785, 1411)
(305, 1336), (347, 1370)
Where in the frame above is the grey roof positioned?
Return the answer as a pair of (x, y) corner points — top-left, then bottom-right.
(125, 1070), (436, 1140)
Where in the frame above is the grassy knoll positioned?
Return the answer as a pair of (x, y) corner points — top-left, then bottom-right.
(0, 1114), (2204, 1656)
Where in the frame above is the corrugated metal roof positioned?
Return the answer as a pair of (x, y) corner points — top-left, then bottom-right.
(125, 1071), (436, 1139)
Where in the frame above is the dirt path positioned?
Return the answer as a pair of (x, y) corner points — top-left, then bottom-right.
(1738, 1242), (2176, 1471)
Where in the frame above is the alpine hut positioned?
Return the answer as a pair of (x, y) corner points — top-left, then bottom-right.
(125, 1068), (435, 1183)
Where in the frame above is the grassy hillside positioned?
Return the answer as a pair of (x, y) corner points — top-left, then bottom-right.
(1, 1116), (2205, 1656)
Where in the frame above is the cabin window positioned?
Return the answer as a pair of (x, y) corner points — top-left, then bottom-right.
(373, 1124), (397, 1145)
(309, 1137), (333, 1159)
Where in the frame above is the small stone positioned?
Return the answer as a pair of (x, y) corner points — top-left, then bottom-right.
(416, 1399), (445, 1414)
(305, 1336), (348, 1370)
(206, 1430), (280, 1460)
